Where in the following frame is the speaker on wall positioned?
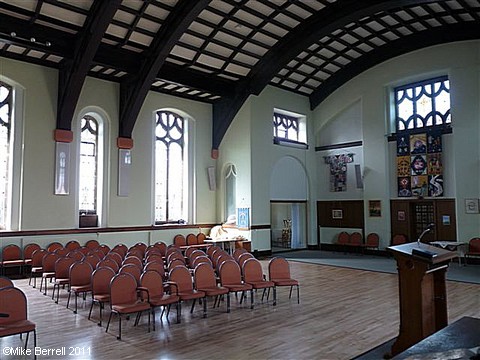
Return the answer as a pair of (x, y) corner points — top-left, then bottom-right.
(355, 164), (363, 189)
(207, 166), (216, 191)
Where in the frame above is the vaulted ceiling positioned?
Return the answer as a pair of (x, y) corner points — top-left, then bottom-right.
(1, 0), (479, 150)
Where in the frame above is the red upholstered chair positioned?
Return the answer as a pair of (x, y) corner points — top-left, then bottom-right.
(96, 258), (119, 273)
(190, 256), (213, 270)
(105, 252), (123, 267)
(143, 261), (166, 281)
(47, 242), (63, 253)
(268, 257), (299, 304)
(140, 270), (180, 327)
(168, 265), (205, 322)
(186, 233), (198, 246)
(119, 264), (142, 285)
(194, 262), (229, 316)
(106, 273), (150, 340)
(23, 243), (41, 268)
(1, 244), (24, 276)
(197, 233), (207, 245)
(85, 239), (100, 250)
(337, 231), (350, 253)
(242, 258), (276, 307)
(0, 286), (36, 352)
(219, 260), (253, 309)
(173, 234), (187, 249)
(0, 276), (13, 288)
(465, 237), (480, 265)
(122, 256), (143, 270)
(65, 240), (81, 251)
(67, 262), (93, 314)
(111, 244), (128, 258)
(88, 266), (116, 326)
(365, 233), (380, 250)
(84, 253), (101, 270)
(40, 252), (61, 296)
(29, 249), (47, 288)
(52, 256), (76, 304)
(154, 242), (167, 257)
(233, 248), (248, 262)
(392, 234), (407, 246)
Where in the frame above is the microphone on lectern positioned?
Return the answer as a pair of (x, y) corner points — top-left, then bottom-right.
(417, 223), (435, 246)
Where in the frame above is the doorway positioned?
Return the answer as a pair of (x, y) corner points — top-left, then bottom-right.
(270, 201), (307, 252)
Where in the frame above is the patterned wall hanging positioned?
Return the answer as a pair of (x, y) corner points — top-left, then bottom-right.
(324, 153), (354, 192)
(396, 130), (443, 197)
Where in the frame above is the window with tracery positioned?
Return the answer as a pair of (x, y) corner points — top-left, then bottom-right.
(395, 76), (451, 133)
(273, 112), (299, 142)
(79, 116), (98, 215)
(0, 82), (12, 230)
(155, 110), (187, 224)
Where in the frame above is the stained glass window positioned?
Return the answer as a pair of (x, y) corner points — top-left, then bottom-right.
(273, 112), (299, 141)
(79, 116), (98, 214)
(0, 82), (12, 230)
(395, 76), (451, 133)
(155, 110), (186, 223)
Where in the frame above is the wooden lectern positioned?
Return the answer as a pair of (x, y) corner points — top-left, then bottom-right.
(387, 242), (457, 357)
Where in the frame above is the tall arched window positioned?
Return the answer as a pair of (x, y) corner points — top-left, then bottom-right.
(78, 115), (99, 227)
(0, 81), (12, 230)
(224, 164), (237, 221)
(154, 110), (189, 224)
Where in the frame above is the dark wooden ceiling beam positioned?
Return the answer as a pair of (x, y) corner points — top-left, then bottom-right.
(309, 22), (480, 109)
(118, 0), (210, 139)
(211, 0), (441, 150)
(56, 0), (122, 131)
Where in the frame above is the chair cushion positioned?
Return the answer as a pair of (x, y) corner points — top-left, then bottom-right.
(178, 290), (205, 301)
(197, 287), (229, 296)
(272, 279), (298, 286)
(112, 301), (150, 314)
(149, 294), (180, 306)
(247, 280), (275, 289)
(0, 320), (36, 337)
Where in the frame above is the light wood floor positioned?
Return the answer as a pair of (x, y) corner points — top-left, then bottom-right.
(2, 261), (479, 360)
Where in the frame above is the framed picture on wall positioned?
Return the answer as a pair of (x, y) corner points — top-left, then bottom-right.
(332, 209), (343, 219)
(397, 210), (406, 221)
(465, 198), (479, 214)
(368, 200), (381, 217)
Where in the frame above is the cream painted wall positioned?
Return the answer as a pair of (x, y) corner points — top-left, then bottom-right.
(313, 40), (480, 247)
(0, 56), (215, 237)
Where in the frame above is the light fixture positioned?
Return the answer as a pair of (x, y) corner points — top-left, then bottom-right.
(4, 31), (51, 47)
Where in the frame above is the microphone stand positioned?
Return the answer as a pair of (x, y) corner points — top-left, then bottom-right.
(417, 224), (434, 247)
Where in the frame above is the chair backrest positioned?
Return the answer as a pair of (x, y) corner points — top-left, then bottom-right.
(145, 254), (163, 264)
(237, 252), (254, 271)
(23, 243), (41, 261)
(140, 270), (165, 298)
(105, 251), (123, 266)
(206, 245), (221, 258)
(337, 232), (350, 245)
(216, 254), (233, 272)
(133, 242), (147, 254)
(165, 245), (182, 259)
(191, 255), (213, 269)
(184, 246), (196, 259)
(54, 247), (69, 257)
(392, 234), (407, 246)
(197, 232), (207, 244)
(154, 241), (167, 256)
(110, 273), (138, 307)
(366, 233), (380, 247)
(186, 233), (198, 245)
(111, 244), (128, 258)
(194, 262), (217, 289)
(55, 257), (76, 279)
(219, 260), (242, 286)
(125, 248), (143, 260)
(47, 242), (63, 253)
(85, 239), (100, 250)
(65, 240), (81, 251)
(169, 265), (194, 293)
(91, 267), (116, 296)
(233, 248), (248, 261)
(31, 249), (48, 267)
(42, 252), (61, 272)
(122, 256), (143, 269)
(268, 257), (292, 281)
(96, 258), (119, 273)
(188, 249), (206, 261)
(469, 237), (480, 253)
(97, 244), (111, 256)
(350, 232), (363, 245)
(143, 261), (165, 278)
(67, 250), (85, 262)
(145, 246), (162, 258)
(173, 234), (187, 247)
(0, 286), (28, 323)
(84, 254), (101, 269)
(119, 264), (142, 285)
(0, 276), (14, 288)
(2, 244), (22, 261)
(77, 247), (91, 255)
(168, 258), (186, 272)
(243, 258), (264, 283)
(69, 261), (93, 286)
(167, 251), (185, 265)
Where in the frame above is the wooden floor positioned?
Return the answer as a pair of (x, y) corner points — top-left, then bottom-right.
(2, 260), (479, 360)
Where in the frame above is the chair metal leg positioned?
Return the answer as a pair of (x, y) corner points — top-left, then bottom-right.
(297, 285), (300, 304)
(273, 286), (277, 306)
(190, 299), (196, 313)
(203, 296), (207, 318)
(226, 293), (230, 313)
(117, 315), (122, 340)
(177, 301), (181, 323)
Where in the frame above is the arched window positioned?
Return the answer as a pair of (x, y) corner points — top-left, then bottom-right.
(0, 81), (12, 230)
(224, 164), (237, 220)
(154, 110), (190, 224)
(77, 113), (106, 228)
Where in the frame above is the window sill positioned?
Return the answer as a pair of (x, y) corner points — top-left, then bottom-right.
(273, 137), (309, 149)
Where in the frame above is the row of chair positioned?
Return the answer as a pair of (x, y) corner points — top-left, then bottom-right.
(0, 277), (37, 354)
(336, 232), (379, 253)
(173, 233), (209, 250)
(26, 240), (300, 341)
